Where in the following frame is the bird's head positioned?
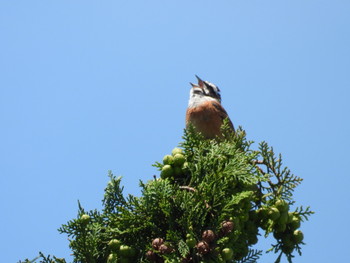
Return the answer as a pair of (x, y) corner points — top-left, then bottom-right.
(189, 81), (205, 97)
(194, 75), (222, 103)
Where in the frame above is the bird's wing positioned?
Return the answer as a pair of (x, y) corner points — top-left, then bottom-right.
(212, 101), (235, 132)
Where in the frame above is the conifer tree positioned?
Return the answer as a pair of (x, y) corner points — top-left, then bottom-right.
(20, 122), (313, 263)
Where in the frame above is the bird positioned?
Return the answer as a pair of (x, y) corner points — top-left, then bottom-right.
(186, 75), (234, 139)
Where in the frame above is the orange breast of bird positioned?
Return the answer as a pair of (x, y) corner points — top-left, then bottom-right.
(186, 101), (225, 139)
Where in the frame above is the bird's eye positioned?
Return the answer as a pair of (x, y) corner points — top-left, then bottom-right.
(193, 88), (203, 95)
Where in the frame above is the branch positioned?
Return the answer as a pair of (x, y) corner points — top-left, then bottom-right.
(252, 160), (278, 195)
(179, 186), (210, 209)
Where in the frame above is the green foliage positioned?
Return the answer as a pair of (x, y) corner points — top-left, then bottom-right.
(20, 124), (313, 263)
(18, 252), (66, 263)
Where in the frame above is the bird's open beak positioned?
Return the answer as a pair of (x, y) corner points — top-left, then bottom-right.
(190, 82), (198, 88)
(195, 75), (204, 87)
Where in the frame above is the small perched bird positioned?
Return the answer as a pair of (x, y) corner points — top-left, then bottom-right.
(186, 75), (234, 139)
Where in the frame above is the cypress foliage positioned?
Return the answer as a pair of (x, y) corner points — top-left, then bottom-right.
(20, 122), (313, 263)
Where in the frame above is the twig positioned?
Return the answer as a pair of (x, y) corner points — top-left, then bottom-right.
(179, 186), (210, 209)
(179, 186), (197, 192)
(252, 160), (277, 195)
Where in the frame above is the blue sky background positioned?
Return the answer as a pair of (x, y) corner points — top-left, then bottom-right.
(1, 1), (349, 262)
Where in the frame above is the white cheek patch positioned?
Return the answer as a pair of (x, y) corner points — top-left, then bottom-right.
(188, 92), (216, 108)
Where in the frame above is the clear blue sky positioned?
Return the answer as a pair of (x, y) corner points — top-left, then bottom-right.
(1, 1), (349, 262)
